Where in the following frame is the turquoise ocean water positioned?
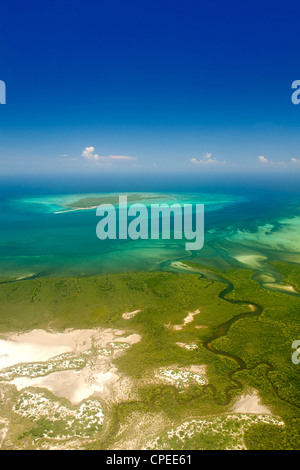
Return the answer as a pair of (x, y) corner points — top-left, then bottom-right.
(0, 174), (299, 294)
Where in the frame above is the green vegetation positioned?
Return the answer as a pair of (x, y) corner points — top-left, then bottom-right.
(144, 414), (286, 450)
(270, 261), (300, 292)
(67, 194), (163, 209)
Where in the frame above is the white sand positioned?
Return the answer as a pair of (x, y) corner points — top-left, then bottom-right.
(0, 328), (141, 371)
(233, 254), (267, 269)
(122, 309), (141, 320)
(165, 309), (200, 331)
(11, 368), (120, 404)
(183, 310), (200, 325)
(264, 283), (297, 293)
(232, 390), (271, 414)
(0, 328), (141, 404)
(171, 261), (197, 271)
(0, 328), (97, 370)
(0, 339), (72, 370)
(176, 342), (198, 350)
(154, 365), (207, 388)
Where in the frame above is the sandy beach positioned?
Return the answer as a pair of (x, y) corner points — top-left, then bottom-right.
(0, 328), (141, 404)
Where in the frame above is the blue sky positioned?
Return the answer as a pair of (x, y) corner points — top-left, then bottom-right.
(1, 0), (300, 175)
